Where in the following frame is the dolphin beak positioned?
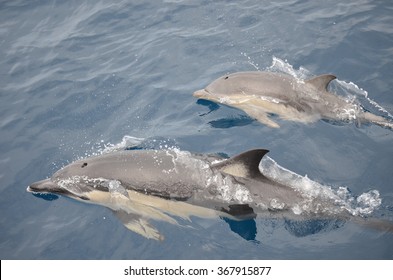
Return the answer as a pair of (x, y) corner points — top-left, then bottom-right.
(193, 89), (210, 99)
(27, 178), (57, 193)
(27, 178), (90, 201)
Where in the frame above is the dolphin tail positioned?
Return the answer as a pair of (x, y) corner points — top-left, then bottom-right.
(353, 216), (393, 234)
(358, 111), (393, 129)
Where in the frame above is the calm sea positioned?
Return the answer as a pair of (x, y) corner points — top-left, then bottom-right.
(1, 0), (392, 259)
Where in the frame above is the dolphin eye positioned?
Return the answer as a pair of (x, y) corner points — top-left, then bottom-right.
(224, 76), (229, 80)
(81, 162), (88, 168)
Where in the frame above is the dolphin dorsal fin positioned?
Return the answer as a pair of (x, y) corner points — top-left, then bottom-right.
(212, 149), (269, 178)
(305, 74), (336, 92)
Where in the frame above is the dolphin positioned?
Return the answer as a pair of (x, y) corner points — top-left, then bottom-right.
(27, 148), (393, 240)
(194, 71), (393, 129)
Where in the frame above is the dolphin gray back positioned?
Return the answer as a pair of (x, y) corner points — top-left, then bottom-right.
(205, 71), (297, 99)
(52, 150), (209, 200)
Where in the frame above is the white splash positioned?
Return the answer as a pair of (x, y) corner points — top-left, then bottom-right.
(337, 80), (393, 119)
(98, 135), (145, 154)
(213, 174), (253, 204)
(259, 156), (382, 216)
(166, 148), (253, 204)
(270, 198), (286, 210)
(241, 52), (260, 70)
(57, 175), (129, 199)
(268, 56), (311, 80)
(105, 179), (129, 198)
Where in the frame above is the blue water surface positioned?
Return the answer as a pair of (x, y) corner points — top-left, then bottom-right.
(1, 0), (393, 259)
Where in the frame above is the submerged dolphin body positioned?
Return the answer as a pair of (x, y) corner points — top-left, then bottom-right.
(27, 149), (392, 240)
(194, 71), (393, 128)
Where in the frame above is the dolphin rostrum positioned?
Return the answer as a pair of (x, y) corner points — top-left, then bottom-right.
(27, 148), (393, 240)
(194, 71), (393, 129)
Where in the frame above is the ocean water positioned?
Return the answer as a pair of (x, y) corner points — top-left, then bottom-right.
(1, 0), (393, 259)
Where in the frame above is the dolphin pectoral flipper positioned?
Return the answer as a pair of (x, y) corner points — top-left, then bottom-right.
(238, 104), (280, 128)
(221, 204), (257, 219)
(220, 205), (258, 241)
(113, 210), (164, 241)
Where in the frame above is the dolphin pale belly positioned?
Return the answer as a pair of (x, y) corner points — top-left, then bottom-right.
(27, 149), (393, 240)
(194, 71), (393, 129)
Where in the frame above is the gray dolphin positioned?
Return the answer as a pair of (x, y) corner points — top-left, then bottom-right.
(27, 149), (393, 240)
(194, 71), (393, 128)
